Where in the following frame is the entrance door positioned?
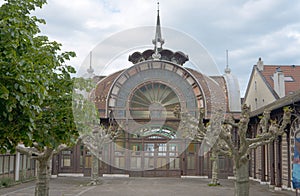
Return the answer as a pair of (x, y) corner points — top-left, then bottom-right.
(57, 145), (85, 174)
(142, 138), (181, 177)
(182, 142), (199, 176)
(106, 135), (181, 177)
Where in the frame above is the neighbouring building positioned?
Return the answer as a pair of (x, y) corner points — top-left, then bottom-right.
(248, 89), (300, 190)
(51, 8), (241, 178)
(244, 57), (300, 111)
(0, 152), (36, 183)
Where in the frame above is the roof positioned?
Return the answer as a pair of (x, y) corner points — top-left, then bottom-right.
(94, 65), (238, 119)
(250, 88), (300, 117)
(260, 65), (300, 95)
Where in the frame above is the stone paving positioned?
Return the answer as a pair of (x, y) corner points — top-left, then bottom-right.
(0, 177), (297, 196)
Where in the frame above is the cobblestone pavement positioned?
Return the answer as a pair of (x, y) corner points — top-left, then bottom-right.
(0, 177), (296, 196)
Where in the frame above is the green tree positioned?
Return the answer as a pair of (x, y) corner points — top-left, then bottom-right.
(1, 0), (78, 195)
(17, 68), (78, 196)
(0, 0), (55, 152)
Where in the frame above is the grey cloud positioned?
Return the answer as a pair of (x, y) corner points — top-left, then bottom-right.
(23, 0), (300, 96)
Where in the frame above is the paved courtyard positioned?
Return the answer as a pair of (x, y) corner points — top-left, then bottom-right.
(0, 177), (296, 196)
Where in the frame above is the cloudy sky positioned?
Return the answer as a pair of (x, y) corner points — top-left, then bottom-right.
(3, 0), (300, 96)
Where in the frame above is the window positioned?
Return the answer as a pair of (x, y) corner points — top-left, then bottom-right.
(169, 144), (179, 156)
(129, 82), (180, 119)
(255, 98), (258, 109)
(284, 76), (294, 82)
(158, 143), (167, 156)
(169, 158), (180, 169)
(144, 143), (155, 156)
(61, 150), (71, 167)
(85, 151), (91, 168)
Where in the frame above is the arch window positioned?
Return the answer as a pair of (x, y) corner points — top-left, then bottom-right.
(129, 82), (180, 119)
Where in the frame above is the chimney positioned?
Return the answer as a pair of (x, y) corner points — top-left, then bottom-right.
(273, 67), (285, 98)
(257, 57), (264, 71)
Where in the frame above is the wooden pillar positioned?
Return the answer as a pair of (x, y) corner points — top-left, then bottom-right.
(270, 141), (275, 185)
(261, 145), (266, 181)
(253, 148), (256, 179)
(199, 151), (204, 176)
(276, 136), (282, 188)
(287, 132), (291, 187)
(15, 152), (20, 181)
(125, 132), (130, 172)
(196, 143), (200, 175)
(51, 154), (58, 176)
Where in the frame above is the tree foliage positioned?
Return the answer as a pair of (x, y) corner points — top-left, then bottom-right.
(0, 0), (76, 152)
(0, 0), (79, 195)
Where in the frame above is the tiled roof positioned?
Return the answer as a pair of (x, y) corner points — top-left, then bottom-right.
(94, 66), (235, 119)
(260, 65), (300, 95)
(94, 70), (124, 117)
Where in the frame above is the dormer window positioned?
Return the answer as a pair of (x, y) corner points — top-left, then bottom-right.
(284, 76), (294, 82)
(270, 76), (294, 82)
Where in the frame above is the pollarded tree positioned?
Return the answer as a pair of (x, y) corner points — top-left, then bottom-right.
(180, 105), (292, 196)
(219, 105), (292, 196)
(80, 123), (120, 185)
(180, 109), (227, 186)
(73, 77), (121, 185)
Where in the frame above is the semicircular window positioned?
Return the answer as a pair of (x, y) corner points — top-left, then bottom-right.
(129, 82), (180, 120)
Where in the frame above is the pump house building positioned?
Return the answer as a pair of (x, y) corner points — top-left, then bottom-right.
(51, 8), (241, 178)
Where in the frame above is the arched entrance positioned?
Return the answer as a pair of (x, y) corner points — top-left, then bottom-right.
(96, 125), (209, 177)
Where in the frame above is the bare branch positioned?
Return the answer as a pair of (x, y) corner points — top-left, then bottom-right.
(16, 145), (43, 158)
(53, 144), (68, 155)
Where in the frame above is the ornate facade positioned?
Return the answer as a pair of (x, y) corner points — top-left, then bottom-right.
(52, 7), (241, 178)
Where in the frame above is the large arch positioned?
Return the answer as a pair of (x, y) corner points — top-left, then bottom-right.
(107, 60), (205, 122)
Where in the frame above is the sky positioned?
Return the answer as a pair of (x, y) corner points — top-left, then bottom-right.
(2, 0), (300, 96)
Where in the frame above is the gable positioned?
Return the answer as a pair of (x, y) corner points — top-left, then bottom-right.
(244, 67), (276, 111)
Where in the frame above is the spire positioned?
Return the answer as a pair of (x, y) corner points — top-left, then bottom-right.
(87, 51), (94, 75)
(152, 1), (164, 59)
(225, 49), (231, 74)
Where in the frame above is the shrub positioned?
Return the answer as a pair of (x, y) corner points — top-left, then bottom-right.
(0, 177), (14, 187)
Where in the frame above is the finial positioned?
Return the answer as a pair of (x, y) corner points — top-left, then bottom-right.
(225, 49), (231, 74)
(87, 51), (94, 74)
(152, 1), (164, 59)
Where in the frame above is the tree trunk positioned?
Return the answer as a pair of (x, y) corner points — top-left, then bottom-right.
(234, 160), (249, 196)
(89, 154), (101, 185)
(91, 155), (99, 180)
(35, 150), (53, 196)
(210, 150), (220, 185)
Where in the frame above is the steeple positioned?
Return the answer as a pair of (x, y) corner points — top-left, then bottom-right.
(152, 2), (164, 55)
(128, 2), (188, 65)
